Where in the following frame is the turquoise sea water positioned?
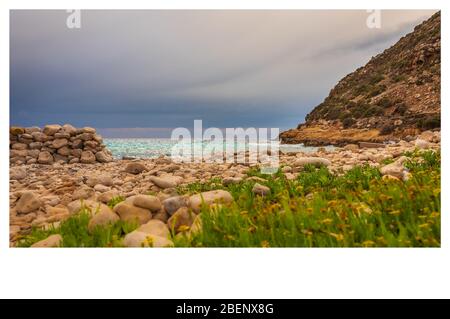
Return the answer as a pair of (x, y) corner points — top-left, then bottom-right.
(104, 138), (333, 159)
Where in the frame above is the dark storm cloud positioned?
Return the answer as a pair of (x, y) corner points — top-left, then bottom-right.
(10, 10), (437, 136)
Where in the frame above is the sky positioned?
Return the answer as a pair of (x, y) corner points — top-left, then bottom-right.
(10, 10), (437, 137)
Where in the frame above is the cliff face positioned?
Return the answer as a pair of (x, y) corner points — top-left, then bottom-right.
(281, 12), (440, 145)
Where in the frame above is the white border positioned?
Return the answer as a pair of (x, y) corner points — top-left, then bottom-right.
(1, 0), (448, 299)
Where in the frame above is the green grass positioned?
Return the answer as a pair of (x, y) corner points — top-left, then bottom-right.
(17, 207), (139, 247)
(175, 150), (440, 247)
(17, 150), (440, 248)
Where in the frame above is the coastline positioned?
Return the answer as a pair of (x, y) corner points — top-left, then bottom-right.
(10, 129), (441, 247)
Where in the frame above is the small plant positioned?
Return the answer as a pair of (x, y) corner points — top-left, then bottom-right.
(107, 196), (125, 209)
(380, 125), (395, 135)
(342, 117), (355, 129)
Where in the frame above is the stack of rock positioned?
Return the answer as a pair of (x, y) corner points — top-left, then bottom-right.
(10, 124), (113, 165)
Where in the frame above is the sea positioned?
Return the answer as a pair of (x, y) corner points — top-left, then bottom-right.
(104, 138), (334, 159)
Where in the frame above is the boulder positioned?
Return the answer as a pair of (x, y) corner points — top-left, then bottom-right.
(52, 138), (68, 149)
(125, 162), (147, 174)
(133, 195), (162, 212)
(189, 190), (233, 213)
(222, 177), (243, 185)
(43, 124), (62, 136)
(149, 175), (182, 189)
(31, 234), (62, 248)
(415, 139), (430, 149)
(252, 183), (271, 196)
(31, 132), (47, 142)
(88, 209), (120, 233)
(80, 151), (96, 164)
(10, 167), (26, 180)
(72, 186), (95, 200)
(137, 219), (170, 238)
(95, 151), (113, 163)
(67, 200), (111, 216)
(15, 191), (42, 214)
(10, 127), (25, 135)
(37, 151), (54, 164)
(123, 231), (173, 247)
(62, 124), (77, 136)
(86, 174), (114, 187)
(11, 143), (27, 150)
(162, 196), (190, 215)
(113, 202), (152, 225)
(294, 157), (331, 167)
(167, 207), (195, 233)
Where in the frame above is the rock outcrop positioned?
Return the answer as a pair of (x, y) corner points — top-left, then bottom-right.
(280, 12), (440, 146)
(9, 124), (113, 165)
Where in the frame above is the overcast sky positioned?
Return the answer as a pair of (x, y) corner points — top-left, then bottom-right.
(10, 10), (436, 137)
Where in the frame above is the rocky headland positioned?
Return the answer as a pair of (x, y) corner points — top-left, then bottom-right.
(280, 12), (440, 146)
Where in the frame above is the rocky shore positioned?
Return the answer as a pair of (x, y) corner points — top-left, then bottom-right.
(9, 129), (440, 247)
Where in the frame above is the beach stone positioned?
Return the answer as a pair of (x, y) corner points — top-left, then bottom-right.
(415, 139), (430, 149)
(223, 176), (243, 185)
(137, 219), (170, 238)
(29, 142), (43, 149)
(80, 151), (96, 164)
(167, 207), (195, 233)
(77, 133), (94, 141)
(113, 202), (152, 225)
(10, 167), (26, 180)
(10, 127), (25, 135)
(86, 174), (113, 187)
(31, 131), (47, 142)
(123, 231), (173, 247)
(380, 162), (405, 179)
(15, 191), (42, 214)
(38, 151), (54, 164)
(152, 210), (169, 223)
(95, 151), (113, 163)
(11, 143), (27, 150)
(82, 127), (96, 134)
(246, 176), (267, 183)
(294, 157), (331, 167)
(45, 206), (69, 216)
(43, 124), (61, 136)
(52, 138), (68, 149)
(150, 175), (182, 189)
(72, 186), (95, 200)
(31, 234), (62, 248)
(71, 139), (83, 149)
(162, 196), (189, 215)
(88, 209), (120, 233)
(98, 190), (120, 204)
(57, 146), (71, 156)
(67, 200), (111, 216)
(62, 124), (77, 136)
(94, 184), (110, 193)
(189, 190), (233, 213)
(133, 195), (162, 212)
(252, 183), (271, 196)
(125, 162), (147, 174)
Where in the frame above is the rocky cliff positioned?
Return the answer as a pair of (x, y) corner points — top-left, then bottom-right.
(10, 124), (113, 165)
(280, 11), (440, 145)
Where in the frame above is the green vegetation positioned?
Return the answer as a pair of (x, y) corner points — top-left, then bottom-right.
(418, 115), (440, 130)
(18, 151), (440, 248)
(17, 208), (139, 247)
(177, 150), (440, 247)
